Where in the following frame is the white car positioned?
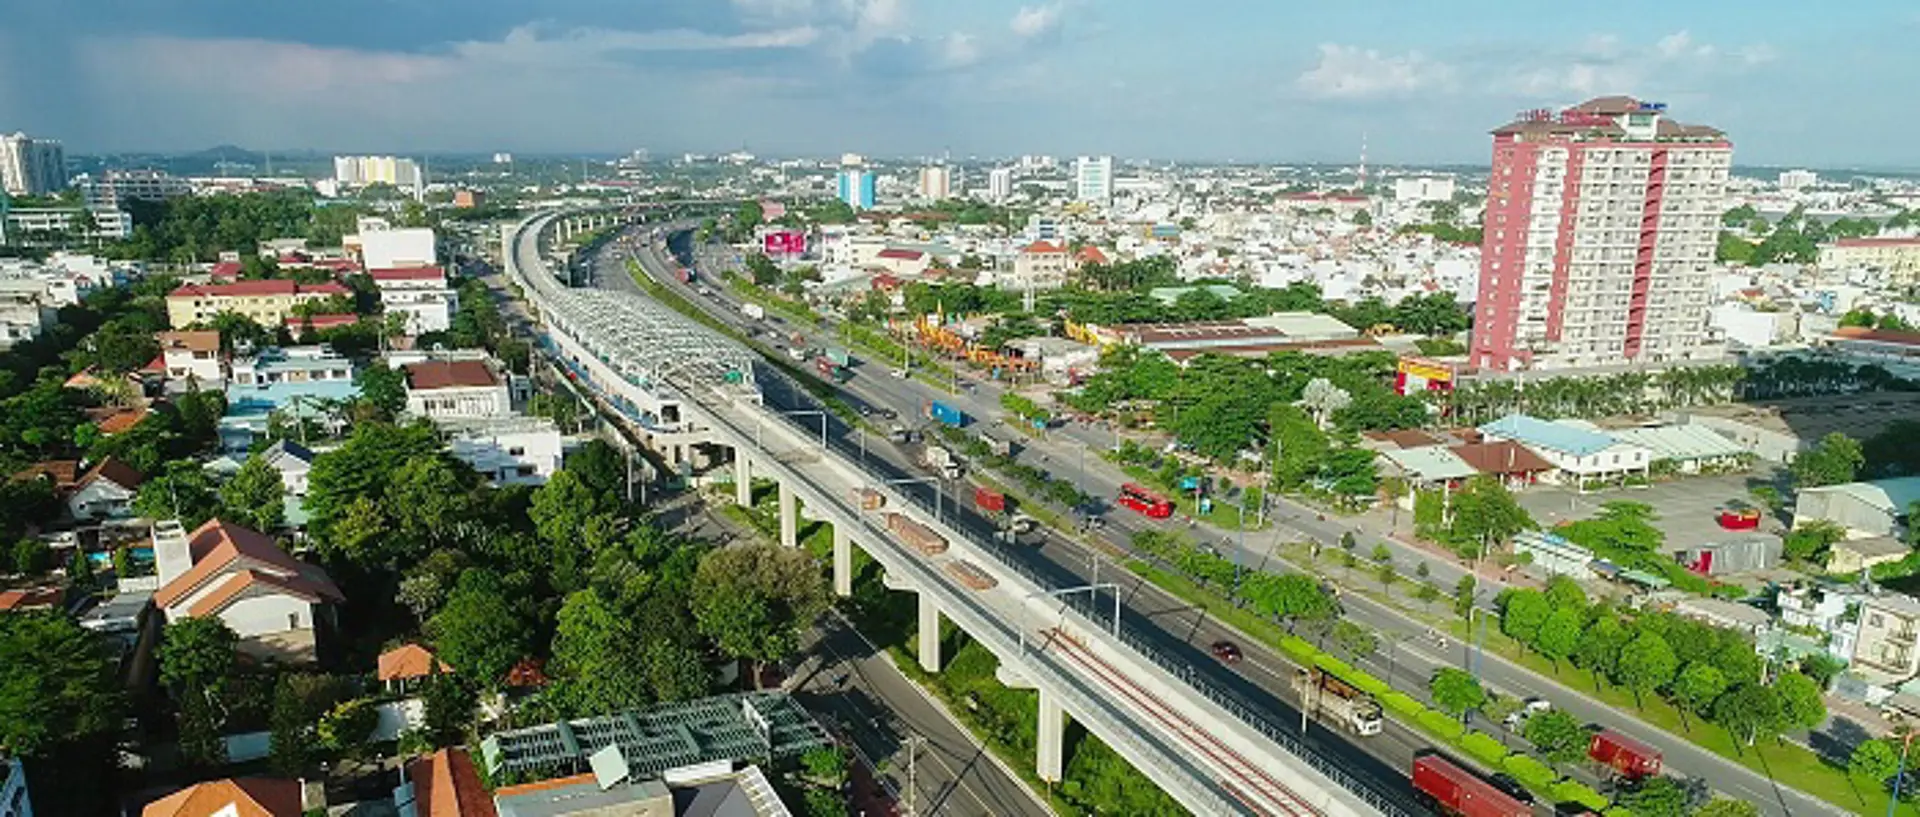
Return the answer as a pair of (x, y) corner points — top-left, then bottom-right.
(890, 368), (908, 378)
(1504, 698), (1552, 730)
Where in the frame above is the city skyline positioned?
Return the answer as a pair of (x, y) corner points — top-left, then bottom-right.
(1, 1), (1917, 167)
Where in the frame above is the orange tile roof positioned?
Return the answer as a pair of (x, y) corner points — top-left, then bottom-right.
(370, 266), (447, 281)
(379, 643), (454, 681)
(407, 748), (498, 817)
(1021, 240), (1064, 254)
(159, 330), (222, 354)
(494, 772), (597, 799)
(0, 586), (63, 612)
(405, 360), (500, 390)
(142, 777), (303, 817)
(1075, 245), (1109, 265)
(184, 569), (335, 618)
(154, 519), (341, 609)
(13, 460), (81, 487)
(97, 408), (150, 436)
(76, 456), (146, 490)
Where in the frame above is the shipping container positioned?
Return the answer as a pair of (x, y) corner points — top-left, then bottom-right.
(743, 303), (766, 320)
(975, 487), (1007, 513)
(1411, 756), (1532, 817)
(677, 267), (695, 283)
(1588, 729), (1662, 779)
(826, 347), (852, 367)
(885, 513), (949, 556)
(853, 488), (884, 511)
(945, 561), (998, 591)
(927, 401), (966, 427)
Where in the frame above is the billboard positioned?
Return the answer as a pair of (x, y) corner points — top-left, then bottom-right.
(1395, 356), (1456, 395)
(763, 231), (808, 257)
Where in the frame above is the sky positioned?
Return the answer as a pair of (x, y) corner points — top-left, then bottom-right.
(2, 1), (1917, 167)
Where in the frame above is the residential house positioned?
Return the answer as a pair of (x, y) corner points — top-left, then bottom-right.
(871, 248), (931, 279)
(0, 587), (62, 614)
(142, 777), (309, 817)
(153, 519), (343, 663)
(404, 360), (512, 420)
(1378, 446), (1479, 503)
(1478, 414), (1651, 489)
(1853, 592), (1920, 683)
(1829, 537), (1914, 575)
(259, 439), (315, 496)
(378, 642), (453, 694)
(12, 460), (79, 493)
(371, 266), (458, 335)
(0, 278), (56, 351)
(1448, 440), (1554, 490)
(1010, 241), (1070, 290)
(67, 457), (145, 522)
(1777, 583), (1861, 662)
(156, 330), (225, 388)
(164, 280), (352, 329)
(221, 346), (359, 452)
(1672, 597), (1775, 639)
(394, 748), (495, 817)
(442, 416), (562, 486)
(283, 312), (360, 341)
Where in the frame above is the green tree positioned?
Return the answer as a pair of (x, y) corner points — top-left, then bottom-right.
(1693, 799), (1759, 817)
(0, 612), (125, 755)
(1430, 668), (1486, 720)
(692, 543), (831, 686)
(305, 420), (442, 548)
(1672, 662), (1729, 722)
(420, 672), (476, 747)
(1616, 631), (1679, 706)
(1534, 607), (1584, 668)
(1499, 589), (1551, 645)
(354, 363), (407, 417)
(1783, 521), (1845, 564)
(1331, 621), (1378, 660)
(1619, 775), (1689, 817)
(1773, 671), (1827, 731)
(1522, 710), (1593, 764)
(1850, 738), (1902, 783)
(426, 571), (531, 688)
(1714, 683), (1783, 746)
(552, 588), (658, 714)
(317, 698), (379, 759)
(1452, 575), (1477, 619)
(159, 617), (238, 696)
(133, 460), (222, 527)
(220, 453), (286, 531)
(1448, 475), (1533, 556)
(1792, 432), (1864, 488)
(1573, 614), (1630, 679)
(11, 538), (51, 575)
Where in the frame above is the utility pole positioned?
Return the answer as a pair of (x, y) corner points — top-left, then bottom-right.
(904, 734), (925, 817)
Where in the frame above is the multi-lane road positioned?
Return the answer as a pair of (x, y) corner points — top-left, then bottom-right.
(601, 225), (1846, 817)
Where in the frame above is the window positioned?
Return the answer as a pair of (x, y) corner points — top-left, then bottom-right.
(508, 446), (526, 456)
(1872, 613), (1885, 628)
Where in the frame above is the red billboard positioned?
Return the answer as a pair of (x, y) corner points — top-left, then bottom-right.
(763, 231), (808, 257)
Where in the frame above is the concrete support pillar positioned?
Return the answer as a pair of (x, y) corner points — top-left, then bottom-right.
(833, 525), (853, 598)
(778, 482), (799, 549)
(917, 594), (942, 672)
(1037, 687), (1065, 782)
(734, 452), (752, 506)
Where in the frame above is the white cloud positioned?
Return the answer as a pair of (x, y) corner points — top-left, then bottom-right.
(938, 32), (981, 69)
(1296, 44), (1450, 100)
(449, 23), (820, 67)
(1495, 30), (1773, 99)
(1010, 4), (1063, 39)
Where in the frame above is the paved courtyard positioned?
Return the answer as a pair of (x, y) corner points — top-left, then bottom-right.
(1515, 469), (1786, 550)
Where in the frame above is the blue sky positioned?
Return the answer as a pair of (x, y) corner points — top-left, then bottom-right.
(3, 1), (1916, 167)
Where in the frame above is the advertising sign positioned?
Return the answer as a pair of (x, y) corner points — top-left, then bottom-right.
(1395, 357), (1456, 395)
(762, 231), (808, 256)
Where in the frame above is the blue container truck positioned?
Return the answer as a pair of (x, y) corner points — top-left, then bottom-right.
(927, 401), (966, 427)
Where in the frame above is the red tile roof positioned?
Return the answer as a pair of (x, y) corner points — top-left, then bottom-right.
(284, 313), (360, 329)
(210, 262), (244, 279)
(1450, 440), (1553, 475)
(97, 408), (149, 436)
(159, 330), (222, 353)
(407, 748), (497, 817)
(143, 777), (303, 817)
(1021, 241), (1065, 254)
(13, 460), (81, 487)
(1075, 245), (1110, 266)
(404, 360), (500, 390)
(77, 456), (145, 490)
(0, 587), (63, 612)
(370, 266), (447, 281)
(876, 248), (924, 261)
(1832, 326), (1920, 347)
(379, 643), (454, 681)
(494, 773), (596, 799)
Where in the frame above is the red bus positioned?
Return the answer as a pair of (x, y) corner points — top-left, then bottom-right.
(1117, 483), (1175, 518)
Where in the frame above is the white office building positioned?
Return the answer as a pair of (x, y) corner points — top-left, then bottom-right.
(78, 169), (191, 209)
(0, 132), (65, 196)
(1393, 176), (1457, 204)
(1074, 156), (1113, 205)
(1777, 169), (1818, 191)
(443, 416), (563, 486)
(352, 219), (438, 270)
(0, 208), (133, 246)
(371, 266), (458, 334)
(987, 167), (1014, 202)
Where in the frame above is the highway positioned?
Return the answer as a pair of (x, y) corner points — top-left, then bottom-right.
(618, 226), (1846, 817)
(599, 227), (1433, 815)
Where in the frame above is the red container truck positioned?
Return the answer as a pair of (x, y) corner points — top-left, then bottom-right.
(1410, 756), (1532, 817)
(1588, 729), (1662, 779)
(974, 487), (1007, 513)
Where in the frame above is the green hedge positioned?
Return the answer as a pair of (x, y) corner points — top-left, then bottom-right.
(1379, 691), (1425, 719)
(1344, 672), (1392, 697)
(1500, 754), (1558, 791)
(1278, 636), (1318, 662)
(1417, 710), (1467, 741)
(1312, 654), (1357, 677)
(1460, 732), (1509, 766)
(1552, 780), (1609, 811)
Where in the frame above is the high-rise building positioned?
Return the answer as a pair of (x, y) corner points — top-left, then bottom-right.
(1073, 156), (1113, 205)
(1471, 96), (1730, 371)
(80, 169), (191, 209)
(987, 167), (1014, 202)
(918, 166), (952, 201)
(1777, 169), (1818, 191)
(837, 169), (875, 211)
(0, 132), (67, 196)
(332, 156), (423, 190)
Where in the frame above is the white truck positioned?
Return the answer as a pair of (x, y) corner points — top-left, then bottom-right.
(921, 445), (963, 480)
(1293, 667), (1383, 736)
(743, 303), (766, 321)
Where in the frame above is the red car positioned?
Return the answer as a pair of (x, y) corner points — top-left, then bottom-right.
(1211, 641), (1243, 663)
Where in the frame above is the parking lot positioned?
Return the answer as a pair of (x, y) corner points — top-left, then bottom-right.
(1515, 470), (1782, 549)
